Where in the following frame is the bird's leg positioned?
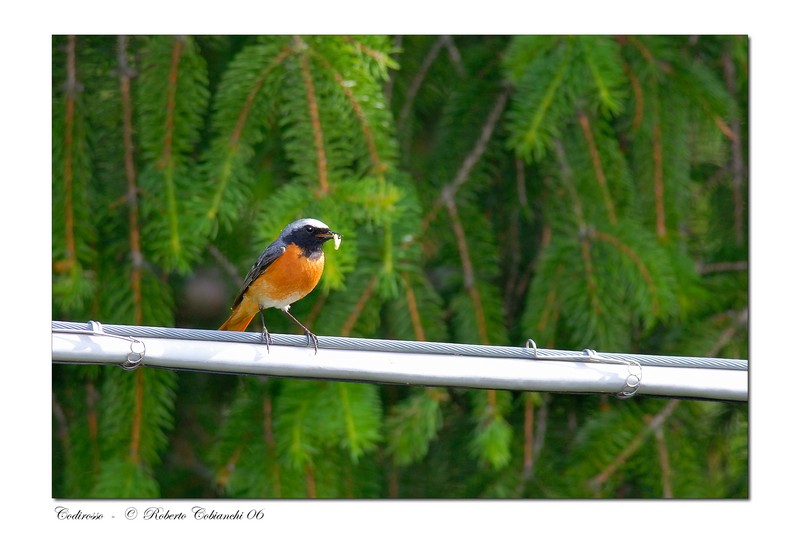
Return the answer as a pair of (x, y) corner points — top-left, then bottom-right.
(258, 305), (271, 349)
(282, 307), (318, 354)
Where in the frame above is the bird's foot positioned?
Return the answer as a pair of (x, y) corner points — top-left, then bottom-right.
(261, 327), (272, 352)
(305, 330), (319, 354)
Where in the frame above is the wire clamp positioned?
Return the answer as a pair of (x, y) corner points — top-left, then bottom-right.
(583, 349), (642, 399)
(86, 321), (146, 370)
(525, 338), (539, 358)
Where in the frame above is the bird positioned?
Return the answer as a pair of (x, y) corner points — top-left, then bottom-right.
(219, 218), (342, 352)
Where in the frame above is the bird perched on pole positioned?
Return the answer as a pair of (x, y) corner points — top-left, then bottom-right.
(219, 218), (342, 352)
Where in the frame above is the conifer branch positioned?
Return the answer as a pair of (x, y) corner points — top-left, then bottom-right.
(713, 115), (735, 140)
(388, 465), (399, 498)
(343, 37), (396, 71)
(503, 157), (536, 325)
(340, 275), (378, 336)
(444, 197), (488, 345)
(305, 292), (328, 330)
(445, 88), (510, 204)
(654, 425), (673, 497)
(514, 392), (547, 496)
(216, 445), (242, 489)
(722, 50), (745, 245)
(533, 395), (548, 468)
(592, 229), (661, 317)
(588, 398), (680, 493)
(231, 46), (291, 146)
(58, 35), (78, 273)
(52, 397), (70, 460)
(118, 35), (144, 325)
(336, 383), (361, 460)
(578, 239), (600, 316)
(312, 50), (386, 176)
(423, 88), (509, 232)
(652, 120), (667, 239)
(305, 463), (317, 498)
(706, 308), (747, 358)
(262, 394), (281, 496)
(130, 368), (146, 463)
(578, 110), (618, 225)
(626, 36), (656, 66)
(441, 35), (466, 78)
(398, 35), (448, 134)
(401, 272), (426, 341)
(522, 393), (534, 478)
(486, 389), (497, 411)
(553, 140), (602, 318)
(536, 282), (561, 335)
(520, 53), (569, 154)
(295, 37), (329, 195)
(515, 227), (552, 329)
(52, 35), (95, 312)
(337, 68), (383, 174)
(622, 61), (644, 131)
(384, 35), (402, 106)
(207, 45), (292, 221)
(158, 36), (184, 262)
(588, 306), (745, 494)
(86, 381), (100, 473)
(502, 198), (522, 318)
(553, 140), (586, 223)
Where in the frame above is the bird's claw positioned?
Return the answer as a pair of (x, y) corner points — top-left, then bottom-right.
(306, 331), (319, 354)
(261, 327), (271, 352)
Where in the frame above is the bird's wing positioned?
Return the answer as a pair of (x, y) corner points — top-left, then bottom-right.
(231, 241), (286, 308)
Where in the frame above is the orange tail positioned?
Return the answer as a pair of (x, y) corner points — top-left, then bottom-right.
(219, 301), (258, 332)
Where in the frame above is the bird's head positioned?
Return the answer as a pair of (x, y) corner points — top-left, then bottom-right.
(281, 218), (342, 251)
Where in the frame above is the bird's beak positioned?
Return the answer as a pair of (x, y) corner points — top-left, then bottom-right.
(317, 229), (343, 250)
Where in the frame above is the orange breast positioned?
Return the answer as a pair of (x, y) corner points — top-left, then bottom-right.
(245, 243), (325, 310)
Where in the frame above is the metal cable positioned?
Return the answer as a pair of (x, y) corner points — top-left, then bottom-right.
(52, 320), (748, 371)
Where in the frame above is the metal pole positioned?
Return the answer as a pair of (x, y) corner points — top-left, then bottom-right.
(52, 323), (747, 401)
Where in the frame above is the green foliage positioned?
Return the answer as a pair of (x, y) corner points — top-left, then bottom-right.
(52, 38), (97, 316)
(136, 36), (210, 272)
(386, 388), (447, 466)
(469, 390), (514, 469)
(53, 35), (747, 498)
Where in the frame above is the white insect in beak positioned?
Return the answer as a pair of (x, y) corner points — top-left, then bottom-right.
(333, 233), (342, 250)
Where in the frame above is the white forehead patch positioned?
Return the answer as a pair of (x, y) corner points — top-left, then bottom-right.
(290, 218), (328, 230)
(281, 218), (328, 236)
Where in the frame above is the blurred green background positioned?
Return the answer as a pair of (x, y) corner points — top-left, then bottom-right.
(52, 35), (747, 498)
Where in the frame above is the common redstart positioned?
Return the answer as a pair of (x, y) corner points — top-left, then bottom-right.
(219, 218), (342, 352)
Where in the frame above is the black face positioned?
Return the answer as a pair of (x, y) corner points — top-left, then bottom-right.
(281, 219), (339, 254)
(287, 224), (327, 246)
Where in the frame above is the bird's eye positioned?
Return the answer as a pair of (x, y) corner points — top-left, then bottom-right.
(305, 225), (314, 233)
